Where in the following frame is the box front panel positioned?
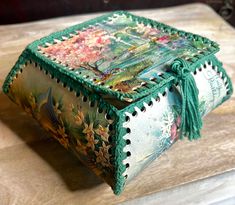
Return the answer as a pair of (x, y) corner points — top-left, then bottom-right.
(6, 60), (115, 187)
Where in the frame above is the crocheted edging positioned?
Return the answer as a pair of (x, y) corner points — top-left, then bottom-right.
(26, 10), (219, 103)
(2, 11), (233, 195)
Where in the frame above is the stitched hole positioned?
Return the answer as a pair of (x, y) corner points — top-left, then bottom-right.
(90, 101), (95, 107)
(162, 91), (167, 96)
(132, 111), (138, 117)
(141, 106), (146, 112)
(199, 68), (202, 72)
(108, 136), (112, 142)
(155, 96), (160, 102)
(105, 114), (112, 120)
(126, 163), (130, 168)
(208, 61), (212, 65)
(125, 116), (130, 122)
(108, 148), (112, 154)
(148, 101), (153, 106)
(169, 86), (173, 92)
(126, 139), (131, 145)
(212, 65), (215, 70)
(126, 151), (131, 157)
(93, 78), (97, 82)
(126, 128), (131, 134)
(108, 124), (113, 131)
(109, 86), (113, 89)
(203, 64), (207, 68)
(141, 82), (147, 86)
(124, 175), (128, 179)
(50, 74), (54, 79)
(98, 108), (103, 113)
(63, 83), (67, 88)
(150, 77), (156, 81)
(56, 79), (60, 83)
(69, 87), (73, 92)
(76, 92), (80, 97)
(83, 96), (87, 102)
(45, 70), (48, 75)
(226, 91), (230, 95)
(194, 71), (197, 75)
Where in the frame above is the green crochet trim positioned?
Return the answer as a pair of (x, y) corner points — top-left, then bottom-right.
(2, 40), (233, 197)
(2, 11), (233, 195)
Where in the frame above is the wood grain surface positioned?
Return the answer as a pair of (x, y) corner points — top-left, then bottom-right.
(0, 3), (235, 205)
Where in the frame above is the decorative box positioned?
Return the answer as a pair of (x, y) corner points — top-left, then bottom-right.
(2, 11), (233, 195)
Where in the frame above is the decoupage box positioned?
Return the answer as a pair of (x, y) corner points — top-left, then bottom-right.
(2, 11), (233, 194)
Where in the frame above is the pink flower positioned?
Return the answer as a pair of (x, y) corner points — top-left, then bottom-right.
(176, 116), (181, 127)
(170, 123), (178, 141)
(158, 35), (170, 44)
(41, 27), (111, 68)
(170, 116), (181, 142)
(96, 37), (102, 44)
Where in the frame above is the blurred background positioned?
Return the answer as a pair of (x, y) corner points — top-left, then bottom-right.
(1, 0), (234, 26)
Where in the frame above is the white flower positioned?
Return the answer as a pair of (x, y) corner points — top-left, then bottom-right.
(161, 110), (175, 136)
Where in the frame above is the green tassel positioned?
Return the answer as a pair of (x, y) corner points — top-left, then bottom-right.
(170, 58), (203, 140)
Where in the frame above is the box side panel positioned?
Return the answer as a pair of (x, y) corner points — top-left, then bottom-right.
(4, 59), (117, 188)
(118, 56), (231, 190)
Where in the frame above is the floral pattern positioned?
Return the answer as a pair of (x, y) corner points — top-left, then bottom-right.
(7, 65), (114, 186)
(95, 125), (109, 142)
(40, 14), (207, 94)
(170, 116), (181, 142)
(95, 142), (112, 168)
(5, 12), (229, 193)
(160, 106), (181, 143)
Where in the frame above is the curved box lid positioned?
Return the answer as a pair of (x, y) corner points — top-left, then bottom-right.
(27, 11), (219, 103)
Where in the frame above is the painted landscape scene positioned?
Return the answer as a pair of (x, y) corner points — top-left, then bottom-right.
(40, 14), (207, 93)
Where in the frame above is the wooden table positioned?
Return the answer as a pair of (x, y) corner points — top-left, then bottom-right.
(0, 3), (235, 205)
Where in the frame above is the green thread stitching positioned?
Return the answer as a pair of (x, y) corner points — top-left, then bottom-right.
(2, 11), (233, 195)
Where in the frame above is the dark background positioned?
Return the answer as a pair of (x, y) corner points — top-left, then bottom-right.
(1, 0), (234, 26)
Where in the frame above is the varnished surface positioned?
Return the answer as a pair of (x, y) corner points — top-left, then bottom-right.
(0, 3), (235, 205)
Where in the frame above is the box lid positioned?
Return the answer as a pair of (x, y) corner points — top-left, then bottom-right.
(28, 11), (219, 102)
